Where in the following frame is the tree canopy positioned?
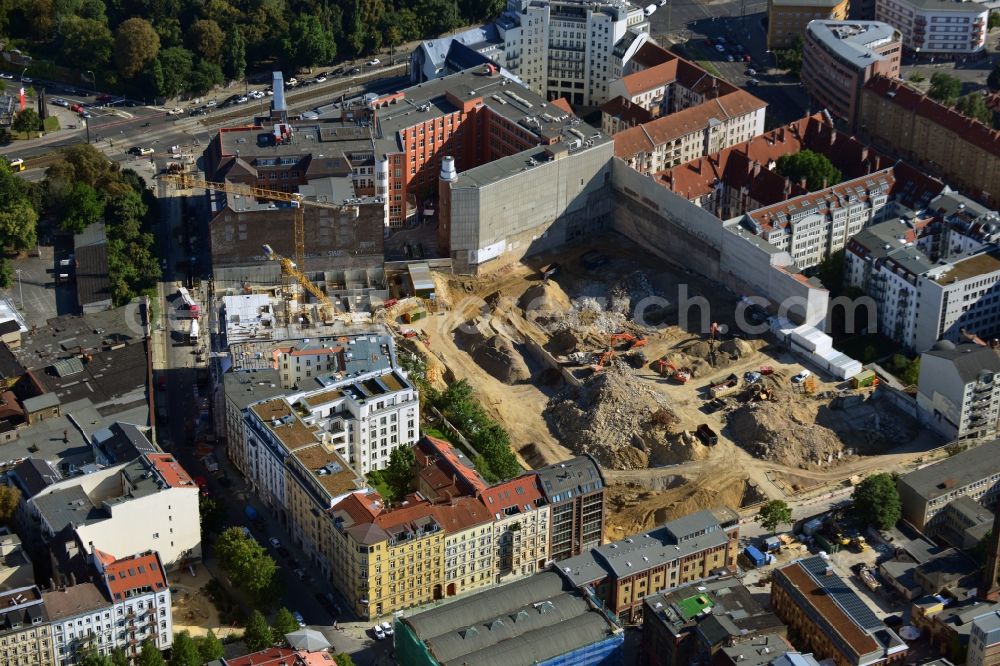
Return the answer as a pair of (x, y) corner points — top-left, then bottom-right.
(195, 630), (224, 662)
(272, 607), (300, 643)
(383, 445), (416, 502)
(114, 18), (161, 79)
(215, 527), (281, 606)
(244, 610), (273, 652)
(756, 500), (793, 534)
(136, 640), (166, 666)
(776, 149), (842, 192)
(956, 92), (992, 125)
(928, 72), (962, 105)
(851, 473), (902, 530)
(168, 631), (201, 666)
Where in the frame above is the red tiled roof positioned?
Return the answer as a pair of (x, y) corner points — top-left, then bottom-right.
(92, 548), (115, 567)
(226, 648), (301, 666)
(373, 498), (439, 532)
(600, 96), (654, 130)
(102, 551), (168, 602)
(332, 492), (383, 525)
(614, 125), (656, 159)
(621, 60), (679, 96)
(432, 496), (493, 533)
(416, 436), (487, 496)
(478, 475), (544, 513)
(550, 97), (574, 115)
(631, 42), (674, 69)
(145, 453), (196, 489)
(865, 76), (1000, 160)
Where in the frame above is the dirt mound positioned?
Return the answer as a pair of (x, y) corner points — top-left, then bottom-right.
(520, 281), (572, 316)
(454, 323), (531, 385)
(608, 271), (657, 318)
(545, 367), (708, 469)
(547, 327), (611, 355)
(726, 391), (895, 468)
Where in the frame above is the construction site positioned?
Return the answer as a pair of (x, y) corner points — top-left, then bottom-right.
(387, 235), (939, 540)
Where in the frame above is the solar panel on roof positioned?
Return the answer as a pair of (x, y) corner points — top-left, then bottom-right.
(801, 557), (882, 631)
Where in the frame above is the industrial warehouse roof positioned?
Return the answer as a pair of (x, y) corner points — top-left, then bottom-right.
(898, 438), (1000, 502)
(402, 570), (620, 666)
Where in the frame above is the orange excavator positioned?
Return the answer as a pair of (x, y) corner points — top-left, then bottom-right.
(654, 357), (691, 383)
(590, 350), (615, 373)
(610, 332), (648, 351)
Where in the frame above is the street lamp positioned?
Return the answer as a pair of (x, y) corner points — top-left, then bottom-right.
(14, 269), (23, 310)
(19, 67), (26, 84)
(86, 70), (97, 96)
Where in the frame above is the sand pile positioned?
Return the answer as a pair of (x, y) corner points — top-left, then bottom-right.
(454, 322), (531, 385)
(545, 366), (708, 469)
(520, 281), (572, 316)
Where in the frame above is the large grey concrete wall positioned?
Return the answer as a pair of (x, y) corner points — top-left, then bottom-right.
(611, 159), (828, 326)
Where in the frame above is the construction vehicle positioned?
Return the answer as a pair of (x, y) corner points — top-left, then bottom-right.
(858, 566), (881, 591)
(709, 373), (741, 398)
(850, 536), (868, 552)
(654, 357), (691, 383)
(759, 366), (774, 376)
(696, 424), (719, 445)
(590, 350), (615, 373)
(262, 244), (336, 324)
(610, 332), (648, 351)
(624, 350), (646, 368)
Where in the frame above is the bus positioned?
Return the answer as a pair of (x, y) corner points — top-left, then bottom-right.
(8, 158), (24, 172)
(177, 286), (201, 318)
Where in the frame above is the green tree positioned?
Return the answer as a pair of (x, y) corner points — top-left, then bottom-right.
(188, 19), (225, 61)
(155, 17), (184, 48)
(215, 527), (280, 605)
(136, 640), (166, 666)
(0, 259), (13, 290)
(989, 64), (1000, 91)
(115, 18), (161, 79)
(61, 182), (104, 235)
(755, 500), (793, 533)
(189, 60), (224, 95)
(272, 607), (300, 643)
(416, 0), (462, 35)
(472, 424), (521, 480)
(196, 629), (224, 662)
(815, 250), (846, 296)
(991, 11), (1000, 29)
(199, 496), (226, 535)
(956, 92), (992, 124)
(928, 72), (962, 105)
(0, 200), (38, 253)
(285, 15), (336, 69)
(244, 610), (273, 652)
(383, 445), (416, 501)
(110, 648), (129, 666)
(158, 47), (195, 99)
(79, 649), (113, 666)
(12, 109), (41, 138)
(333, 655), (357, 666)
(776, 149), (842, 191)
(168, 631), (201, 666)
(223, 26), (247, 81)
(851, 473), (901, 530)
(0, 485), (21, 524)
(59, 16), (114, 70)
(775, 37), (803, 77)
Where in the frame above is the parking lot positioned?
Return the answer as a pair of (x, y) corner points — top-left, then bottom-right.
(0, 245), (78, 326)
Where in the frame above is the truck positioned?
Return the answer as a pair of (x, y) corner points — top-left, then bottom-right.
(858, 566), (881, 591)
(643, 3), (657, 14)
(851, 369), (878, 389)
(696, 423), (719, 446)
(189, 319), (200, 345)
(177, 286), (201, 318)
(709, 374), (741, 398)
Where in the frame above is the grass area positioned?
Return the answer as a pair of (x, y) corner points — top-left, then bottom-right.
(365, 472), (392, 499)
(42, 116), (59, 132)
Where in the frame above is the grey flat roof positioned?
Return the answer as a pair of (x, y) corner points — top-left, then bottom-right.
(896, 0), (986, 11)
(454, 136), (612, 189)
(558, 508), (733, 586)
(973, 611), (1000, 645)
(922, 343), (1000, 384)
(807, 21), (899, 69)
(33, 485), (104, 533)
(222, 369), (287, 410)
(22, 393), (60, 412)
(535, 455), (605, 502)
(898, 439), (1000, 502)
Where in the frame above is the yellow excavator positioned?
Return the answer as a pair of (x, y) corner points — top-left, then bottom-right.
(262, 244), (335, 324)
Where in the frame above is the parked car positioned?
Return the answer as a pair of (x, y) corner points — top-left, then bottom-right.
(792, 369), (812, 383)
(96, 94), (113, 103)
(726, 54), (735, 62)
(0, 73), (12, 80)
(381, 621), (394, 636)
(268, 537), (281, 548)
(743, 54), (752, 62)
(350, 66), (361, 74)
(236, 96), (248, 103)
(295, 568), (307, 581)
(748, 78), (760, 85)
(204, 100), (217, 107)
(51, 98), (69, 107)
(367, 58), (381, 66)
(315, 75), (327, 83)
(292, 611), (306, 628)
(715, 44), (726, 52)
(286, 77), (299, 87)
(746, 68), (756, 76)
(373, 625), (386, 640)
(167, 107), (184, 115)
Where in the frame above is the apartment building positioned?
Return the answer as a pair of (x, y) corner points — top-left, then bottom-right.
(27, 453), (200, 570)
(918, 342), (1000, 441)
(802, 21), (901, 127)
(221, 368), (286, 481)
(557, 507), (740, 623)
(858, 76), (1000, 207)
(534, 455), (606, 561)
(283, 442), (366, 579)
(480, 476), (551, 584)
(273, 333), (397, 389)
(0, 586), (54, 666)
(44, 583), (119, 666)
(896, 438), (1000, 530)
(328, 492), (445, 620)
(414, 436), (488, 501)
(739, 168), (895, 268)
(969, 611), (1000, 666)
(500, 0), (649, 106)
(642, 576), (785, 666)
(605, 44), (767, 173)
(771, 557), (907, 666)
(875, 0), (987, 54)
(434, 497), (495, 598)
(93, 550), (173, 662)
(845, 215), (1000, 351)
(768, 0), (850, 49)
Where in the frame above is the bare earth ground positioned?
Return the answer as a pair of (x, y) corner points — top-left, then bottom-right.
(394, 234), (942, 537)
(170, 564), (241, 639)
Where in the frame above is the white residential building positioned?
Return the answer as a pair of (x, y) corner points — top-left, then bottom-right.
(875, 0), (987, 55)
(917, 341), (1000, 441)
(846, 193), (1000, 351)
(28, 454), (201, 570)
(500, 0), (650, 106)
(95, 550), (173, 661)
(45, 583), (115, 666)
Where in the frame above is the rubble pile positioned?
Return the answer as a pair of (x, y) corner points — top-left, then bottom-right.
(545, 366), (708, 469)
(454, 323), (531, 385)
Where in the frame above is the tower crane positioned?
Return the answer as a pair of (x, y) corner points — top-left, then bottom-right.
(161, 172), (353, 324)
(262, 244), (336, 324)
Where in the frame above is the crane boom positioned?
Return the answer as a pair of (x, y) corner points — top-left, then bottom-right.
(262, 245), (336, 324)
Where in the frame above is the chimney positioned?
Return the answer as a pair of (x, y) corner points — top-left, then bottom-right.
(981, 505), (1000, 601)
